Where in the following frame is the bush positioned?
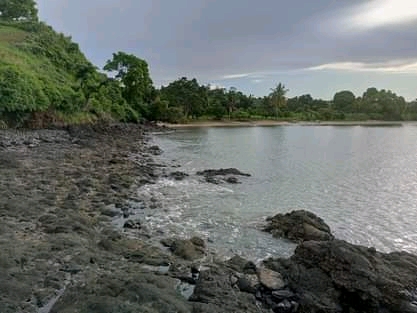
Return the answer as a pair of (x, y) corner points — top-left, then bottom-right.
(0, 64), (49, 118)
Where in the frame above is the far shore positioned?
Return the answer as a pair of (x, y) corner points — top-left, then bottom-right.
(160, 120), (409, 129)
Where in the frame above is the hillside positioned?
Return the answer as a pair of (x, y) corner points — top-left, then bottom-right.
(0, 21), (133, 127)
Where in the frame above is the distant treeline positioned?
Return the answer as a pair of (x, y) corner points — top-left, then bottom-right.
(0, 1), (416, 126)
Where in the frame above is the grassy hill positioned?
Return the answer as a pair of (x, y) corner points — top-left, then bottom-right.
(0, 21), (134, 127)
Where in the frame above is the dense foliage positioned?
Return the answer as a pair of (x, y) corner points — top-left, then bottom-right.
(0, 19), (139, 125)
(0, 1), (416, 126)
(0, 0), (38, 21)
(155, 79), (416, 123)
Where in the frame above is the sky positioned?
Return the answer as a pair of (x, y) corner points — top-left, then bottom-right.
(36, 0), (417, 100)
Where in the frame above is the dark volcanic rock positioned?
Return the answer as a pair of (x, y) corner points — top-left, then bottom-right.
(196, 168), (251, 177)
(189, 264), (264, 313)
(169, 171), (189, 181)
(226, 255), (257, 274)
(197, 168), (251, 184)
(49, 272), (191, 313)
(148, 145), (163, 155)
(264, 239), (417, 313)
(162, 237), (206, 261)
(264, 210), (334, 243)
(225, 176), (240, 184)
(123, 219), (142, 229)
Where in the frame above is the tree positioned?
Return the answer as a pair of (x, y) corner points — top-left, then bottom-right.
(269, 83), (289, 118)
(333, 90), (355, 112)
(227, 87), (238, 119)
(0, 0), (38, 20)
(160, 77), (206, 119)
(103, 52), (154, 115)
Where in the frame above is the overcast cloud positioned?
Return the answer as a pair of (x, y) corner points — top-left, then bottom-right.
(36, 0), (417, 100)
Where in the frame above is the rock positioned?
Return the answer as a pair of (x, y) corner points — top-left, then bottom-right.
(100, 206), (121, 217)
(264, 209), (334, 243)
(0, 153), (20, 169)
(226, 255), (257, 274)
(148, 145), (163, 155)
(237, 275), (258, 294)
(169, 171), (189, 181)
(196, 168), (251, 184)
(189, 265), (264, 313)
(225, 176), (240, 184)
(164, 237), (206, 261)
(123, 219), (141, 229)
(264, 239), (417, 313)
(271, 289), (296, 301)
(257, 267), (285, 290)
(196, 168), (251, 177)
(272, 299), (292, 313)
(190, 236), (205, 248)
(123, 242), (171, 266)
(205, 176), (221, 184)
(49, 272), (191, 313)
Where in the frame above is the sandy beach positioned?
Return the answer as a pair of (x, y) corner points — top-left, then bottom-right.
(161, 120), (406, 129)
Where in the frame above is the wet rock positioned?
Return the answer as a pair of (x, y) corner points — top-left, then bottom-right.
(225, 176), (240, 184)
(264, 209), (334, 243)
(190, 236), (205, 248)
(237, 274), (259, 294)
(169, 171), (189, 181)
(197, 168), (251, 184)
(148, 145), (163, 155)
(196, 168), (251, 177)
(257, 267), (285, 290)
(205, 176), (221, 184)
(264, 239), (417, 313)
(271, 289), (296, 301)
(123, 219), (142, 229)
(272, 299), (292, 313)
(226, 255), (257, 274)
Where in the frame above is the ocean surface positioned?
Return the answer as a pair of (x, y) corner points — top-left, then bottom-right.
(137, 124), (417, 261)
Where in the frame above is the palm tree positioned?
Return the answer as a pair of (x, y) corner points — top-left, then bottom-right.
(269, 83), (289, 118)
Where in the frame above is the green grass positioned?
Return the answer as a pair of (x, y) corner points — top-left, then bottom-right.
(0, 25), (27, 44)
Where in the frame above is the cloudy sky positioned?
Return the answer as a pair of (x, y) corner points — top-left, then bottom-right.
(36, 0), (417, 100)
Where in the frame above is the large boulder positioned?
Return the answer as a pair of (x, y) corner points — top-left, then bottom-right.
(264, 210), (334, 243)
(264, 239), (417, 313)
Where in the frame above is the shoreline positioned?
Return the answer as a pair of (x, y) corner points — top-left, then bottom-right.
(160, 120), (408, 129)
(1, 123), (417, 313)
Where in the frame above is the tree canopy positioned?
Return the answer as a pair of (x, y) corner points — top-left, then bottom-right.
(0, 0), (38, 20)
(104, 51), (154, 116)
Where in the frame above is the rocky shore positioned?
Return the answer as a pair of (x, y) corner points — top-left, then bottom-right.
(1, 123), (416, 313)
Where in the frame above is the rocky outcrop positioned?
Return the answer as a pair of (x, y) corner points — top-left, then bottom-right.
(264, 239), (417, 313)
(196, 168), (251, 184)
(264, 210), (334, 243)
(196, 168), (251, 177)
(161, 237), (206, 261)
(189, 255), (300, 313)
(169, 171), (189, 181)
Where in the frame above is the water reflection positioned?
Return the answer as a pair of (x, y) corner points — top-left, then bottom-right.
(153, 125), (417, 256)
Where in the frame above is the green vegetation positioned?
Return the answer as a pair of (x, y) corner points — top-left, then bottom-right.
(155, 80), (417, 123)
(0, 0), (38, 21)
(0, 1), (416, 127)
